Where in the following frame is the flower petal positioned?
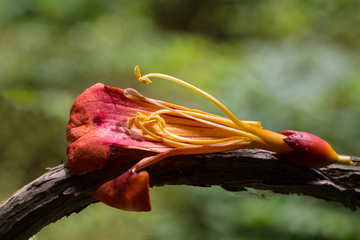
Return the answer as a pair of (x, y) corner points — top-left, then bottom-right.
(92, 170), (151, 211)
(67, 136), (110, 175)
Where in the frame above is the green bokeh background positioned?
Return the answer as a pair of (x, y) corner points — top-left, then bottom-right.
(1, 1), (360, 239)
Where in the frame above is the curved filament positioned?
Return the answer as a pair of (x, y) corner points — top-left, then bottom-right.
(134, 66), (252, 132)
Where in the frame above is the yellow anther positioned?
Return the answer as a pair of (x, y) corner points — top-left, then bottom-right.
(134, 66), (152, 84)
(134, 66), (141, 80)
(133, 116), (191, 147)
(150, 114), (167, 129)
(127, 116), (136, 129)
(139, 77), (152, 85)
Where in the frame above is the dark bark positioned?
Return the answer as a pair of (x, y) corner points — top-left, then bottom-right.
(1, 148), (360, 240)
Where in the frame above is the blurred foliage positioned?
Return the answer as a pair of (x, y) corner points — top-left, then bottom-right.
(1, 0), (360, 239)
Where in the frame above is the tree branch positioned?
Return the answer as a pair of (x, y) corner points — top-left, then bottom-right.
(1, 149), (360, 240)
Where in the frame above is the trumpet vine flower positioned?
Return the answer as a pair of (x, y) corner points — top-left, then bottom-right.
(66, 66), (355, 212)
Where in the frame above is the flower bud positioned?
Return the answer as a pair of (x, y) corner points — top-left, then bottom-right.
(277, 130), (339, 168)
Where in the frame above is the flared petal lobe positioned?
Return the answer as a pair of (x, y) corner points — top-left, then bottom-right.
(92, 170), (151, 211)
(66, 83), (170, 174)
(67, 136), (111, 175)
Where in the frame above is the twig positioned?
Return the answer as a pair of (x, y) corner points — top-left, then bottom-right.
(1, 149), (360, 240)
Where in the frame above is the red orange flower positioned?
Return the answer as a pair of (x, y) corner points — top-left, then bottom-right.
(66, 66), (355, 211)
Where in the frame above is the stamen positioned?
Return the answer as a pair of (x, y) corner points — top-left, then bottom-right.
(134, 66), (251, 132)
(132, 117), (191, 147)
(134, 66), (142, 81)
(128, 112), (166, 131)
(124, 88), (260, 140)
(127, 116), (136, 129)
(150, 109), (261, 131)
(128, 108), (251, 146)
(147, 110), (252, 144)
(134, 67), (152, 85)
(160, 126), (249, 145)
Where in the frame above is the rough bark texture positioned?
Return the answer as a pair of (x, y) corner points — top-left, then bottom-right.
(1, 148), (360, 240)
